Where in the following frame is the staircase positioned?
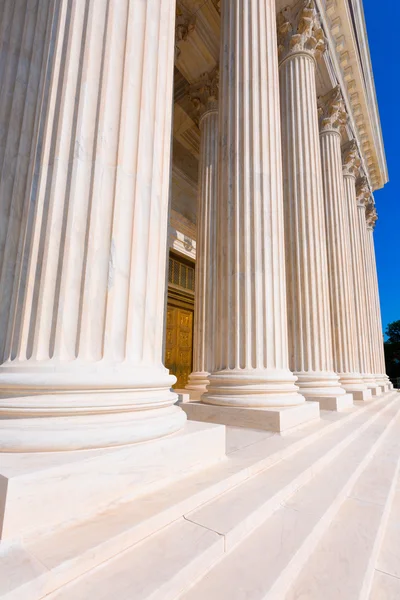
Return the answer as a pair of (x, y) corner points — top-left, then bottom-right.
(1, 391), (400, 600)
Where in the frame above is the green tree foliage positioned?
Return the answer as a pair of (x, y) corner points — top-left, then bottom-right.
(384, 320), (400, 385)
(386, 320), (400, 343)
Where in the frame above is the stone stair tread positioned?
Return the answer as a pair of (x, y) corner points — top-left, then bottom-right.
(184, 395), (398, 550)
(14, 401), (379, 568)
(1, 395), (396, 600)
(46, 518), (224, 600)
(285, 414), (400, 600)
(375, 480), (400, 579)
(179, 399), (400, 600)
(369, 570), (400, 600)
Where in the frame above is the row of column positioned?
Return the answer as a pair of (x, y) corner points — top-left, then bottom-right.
(0, 0), (388, 453)
(187, 0), (388, 405)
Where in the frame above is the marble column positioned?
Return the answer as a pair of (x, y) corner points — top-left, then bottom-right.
(0, 0), (54, 361)
(318, 88), (367, 400)
(186, 69), (219, 397)
(365, 204), (389, 388)
(0, 0), (186, 451)
(278, 1), (349, 409)
(341, 141), (372, 399)
(355, 177), (381, 393)
(202, 0), (304, 409)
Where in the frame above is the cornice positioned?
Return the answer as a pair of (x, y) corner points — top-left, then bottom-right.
(316, 0), (388, 191)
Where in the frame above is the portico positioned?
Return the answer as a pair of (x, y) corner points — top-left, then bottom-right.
(0, 1), (396, 598)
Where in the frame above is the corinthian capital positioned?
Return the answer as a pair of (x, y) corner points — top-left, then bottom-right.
(277, 0), (326, 64)
(356, 176), (372, 207)
(318, 86), (347, 133)
(342, 139), (361, 178)
(188, 67), (219, 122)
(366, 201), (378, 229)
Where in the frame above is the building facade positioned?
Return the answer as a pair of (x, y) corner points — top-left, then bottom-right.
(0, 1), (397, 598)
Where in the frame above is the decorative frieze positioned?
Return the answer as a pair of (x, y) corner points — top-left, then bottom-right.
(318, 85), (347, 133)
(277, 0), (326, 64)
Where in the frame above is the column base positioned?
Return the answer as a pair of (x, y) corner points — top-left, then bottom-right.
(181, 400), (320, 433)
(0, 420), (226, 541)
(351, 389), (372, 401)
(185, 372), (210, 398)
(310, 393), (354, 411)
(295, 371), (347, 401)
(203, 369), (305, 408)
(0, 362), (185, 451)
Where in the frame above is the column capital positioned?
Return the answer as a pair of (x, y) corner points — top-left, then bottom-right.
(366, 201), (378, 230)
(342, 139), (361, 178)
(277, 0), (326, 65)
(318, 86), (347, 134)
(356, 176), (372, 208)
(188, 67), (219, 124)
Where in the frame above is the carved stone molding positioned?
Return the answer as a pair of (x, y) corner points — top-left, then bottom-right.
(318, 85), (347, 133)
(188, 67), (219, 122)
(175, 2), (196, 60)
(356, 176), (372, 207)
(277, 0), (326, 64)
(342, 139), (361, 178)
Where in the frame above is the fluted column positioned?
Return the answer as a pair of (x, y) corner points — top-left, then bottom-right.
(355, 178), (381, 392)
(186, 69), (219, 396)
(0, 0), (53, 358)
(278, 1), (347, 405)
(0, 0), (186, 451)
(318, 88), (367, 400)
(342, 141), (372, 398)
(203, 0), (303, 408)
(365, 204), (389, 387)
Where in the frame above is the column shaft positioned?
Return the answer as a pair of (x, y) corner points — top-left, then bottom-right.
(278, 3), (345, 402)
(366, 212), (388, 384)
(355, 178), (379, 390)
(343, 174), (370, 378)
(186, 72), (219, 395)
(204, 0), (302, 407)
(318, 90), (366, 399)
(0, 0), (185, 451)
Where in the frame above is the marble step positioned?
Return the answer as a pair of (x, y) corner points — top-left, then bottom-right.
(46, 518), (225, 600)
(369, 471), (400, 599)
(183, 393), (399, 552)
(1, 397), (389, 600)
(1, 394), (397, 600)
(179, 397), (400, 600)
(285, 409), (400, 600)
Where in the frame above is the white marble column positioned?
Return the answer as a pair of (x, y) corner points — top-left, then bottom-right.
(318, 88), (367, 400)
(202, 0), (303, 408)
(355, 177), (381, 393)
(342, 141), (372, 399)
(0, 0), (186, 451)
(0, 0), (54, 360)
(365, 204), (389, 388)
(278, 1), (348, 408)
(186, 69), (219, 397)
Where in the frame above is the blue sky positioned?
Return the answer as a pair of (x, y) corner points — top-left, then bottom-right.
(363, 0), (400, 336)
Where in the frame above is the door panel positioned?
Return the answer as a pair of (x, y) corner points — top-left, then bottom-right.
(165, 305), (193, 389)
